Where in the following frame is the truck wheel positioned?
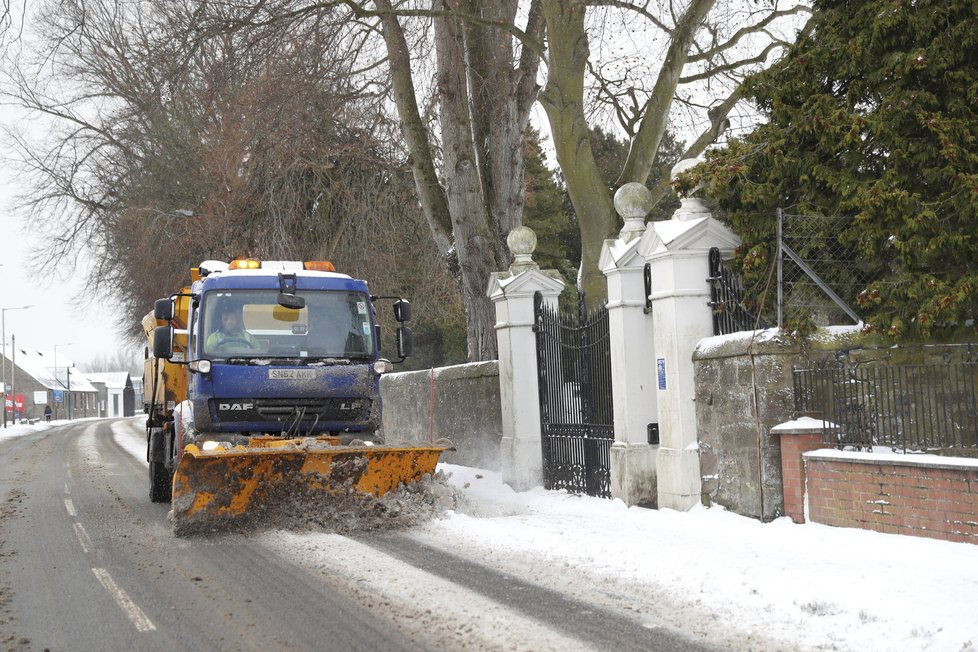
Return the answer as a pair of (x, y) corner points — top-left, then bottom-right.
(148, 427), (172, 503)
(149, 460), (172, 503)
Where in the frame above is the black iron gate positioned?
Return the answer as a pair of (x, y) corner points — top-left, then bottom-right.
(533, 292), (614, 498)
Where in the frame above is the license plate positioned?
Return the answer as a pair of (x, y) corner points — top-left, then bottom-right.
(269, 369), (316, 380)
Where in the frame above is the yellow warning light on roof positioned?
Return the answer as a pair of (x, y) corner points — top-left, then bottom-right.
(229, 258), (261, 270)
(303, 261), (336, 272)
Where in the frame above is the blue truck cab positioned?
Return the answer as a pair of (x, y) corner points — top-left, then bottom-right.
(151, 259), (412, 446)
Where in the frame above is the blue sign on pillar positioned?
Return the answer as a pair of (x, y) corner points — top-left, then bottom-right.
(657, 358), (666, 390)
(52, 390), (64, 403)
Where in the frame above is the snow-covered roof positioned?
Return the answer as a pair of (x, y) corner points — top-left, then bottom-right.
(3, 348), (99, 393)
(85, 371), (132, 390)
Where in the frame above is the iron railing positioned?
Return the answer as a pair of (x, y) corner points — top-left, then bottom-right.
(707, 247), (769, 336)
(793, 346), (978, 451)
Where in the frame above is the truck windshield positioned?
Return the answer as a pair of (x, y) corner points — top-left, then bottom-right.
(201, 290), (375, 360)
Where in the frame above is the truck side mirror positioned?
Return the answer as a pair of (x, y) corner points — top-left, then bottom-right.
(153, 325), (174, 359)
(393, 299), (411, 323)
(396, 326), (413, 360)
(154, 298), (175, 321)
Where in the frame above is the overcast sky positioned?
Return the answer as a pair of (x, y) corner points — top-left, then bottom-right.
(0, 102), (130, 367)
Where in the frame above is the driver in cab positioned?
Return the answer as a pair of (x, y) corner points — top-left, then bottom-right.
(206, 303), (261, 353)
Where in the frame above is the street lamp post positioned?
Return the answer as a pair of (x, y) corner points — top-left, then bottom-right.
(53, 342), (72, 421)
(2, 305), (34, 428)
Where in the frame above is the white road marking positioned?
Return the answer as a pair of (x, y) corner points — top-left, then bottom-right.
(73, 523), (93, 554)
(61, 421), (154, 633)
(92, 568), (157, 632)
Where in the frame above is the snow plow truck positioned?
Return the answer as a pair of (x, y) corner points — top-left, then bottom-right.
(143, 258), (449, 533)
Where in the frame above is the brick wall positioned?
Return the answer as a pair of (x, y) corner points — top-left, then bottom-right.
(804, 451), (978, 544)
(775, 420), (826, 523)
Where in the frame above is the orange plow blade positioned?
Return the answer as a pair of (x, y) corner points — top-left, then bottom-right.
(170, 439), (449, 535)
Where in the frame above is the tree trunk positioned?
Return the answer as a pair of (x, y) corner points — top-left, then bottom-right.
(434, 3), (500, 360)
(616, 0), (717, 186)
(465, 0), (525, 242)
(539, 0), (615, 303)
(373, 0), (454, 256)
(374, 0), (542, 360)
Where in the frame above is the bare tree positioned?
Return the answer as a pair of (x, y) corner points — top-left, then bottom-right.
(261, 0), (806, 336)
(541, 0), (811, 299)
(0, 0), (20, 48)
(78, 348), (143, 376)
(6, 0), (809, 361)
(366, 0), (543, 360)
(4, 0), (450, 347)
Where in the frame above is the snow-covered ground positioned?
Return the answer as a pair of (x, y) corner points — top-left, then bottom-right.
(6, 418), (978, 650)
(418, 466), (978, 651)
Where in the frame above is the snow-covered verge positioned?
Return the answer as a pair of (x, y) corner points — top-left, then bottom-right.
(10, 418), (977, 650)
(409, 465), (978, 651)
(0, 417), (103, 439)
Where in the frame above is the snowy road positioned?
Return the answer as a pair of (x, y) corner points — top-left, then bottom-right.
(0, 419), (712, 651)
(2, 417), (977, 650)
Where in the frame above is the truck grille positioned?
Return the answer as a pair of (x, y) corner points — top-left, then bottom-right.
(213, 397), (372, 423)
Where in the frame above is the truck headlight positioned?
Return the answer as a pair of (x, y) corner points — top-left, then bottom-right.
(189, 359), (212, 374)
(373, 359), (393, 375)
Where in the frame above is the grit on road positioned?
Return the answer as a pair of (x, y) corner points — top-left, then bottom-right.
(0, 419), (718, 652)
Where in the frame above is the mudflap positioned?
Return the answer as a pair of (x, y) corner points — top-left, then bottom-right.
(169, 439), (449, 535)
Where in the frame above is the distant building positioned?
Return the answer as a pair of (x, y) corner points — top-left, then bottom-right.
(86, 372), (137, 417)
(1, 348), (99, 421)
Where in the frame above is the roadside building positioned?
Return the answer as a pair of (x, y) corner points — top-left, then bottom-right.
(86, 372), (136, 417)
(1, 348), (99, 421)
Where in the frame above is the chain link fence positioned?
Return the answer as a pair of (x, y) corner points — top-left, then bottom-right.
(777, 210), (875, 329)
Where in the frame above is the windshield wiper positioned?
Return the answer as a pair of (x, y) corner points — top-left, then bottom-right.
(305, 357), (351, 365)
(216, 356), (358, 366)
(221, 356), (269, 365)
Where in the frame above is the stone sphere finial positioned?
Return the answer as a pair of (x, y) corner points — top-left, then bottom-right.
(614, 183), (653, 242)
(507, 225), (539, 274)
(614, 183), (653, 220)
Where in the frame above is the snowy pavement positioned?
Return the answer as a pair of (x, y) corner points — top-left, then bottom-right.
(6, 418), (978, 651)
(411, 465), (978, 651)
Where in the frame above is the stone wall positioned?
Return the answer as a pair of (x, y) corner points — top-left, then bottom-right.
(693, 330), (800, 521)
(380, 361), (502, 471)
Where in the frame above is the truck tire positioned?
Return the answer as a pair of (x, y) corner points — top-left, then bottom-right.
(148, 427), (172, 503)
(149, 460), (172, 503)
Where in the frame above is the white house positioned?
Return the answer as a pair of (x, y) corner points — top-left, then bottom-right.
(86, 371), (136, 418)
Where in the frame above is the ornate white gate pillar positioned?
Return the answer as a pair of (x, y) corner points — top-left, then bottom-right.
(488, 227), (565, 491)
(637, 163), (740, 510)
(600, 183), (658, 506)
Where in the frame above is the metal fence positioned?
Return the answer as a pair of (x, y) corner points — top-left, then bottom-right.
(707, 248), (769, 336)
(793, 346), (978, 451)
(706, 209), (868, 337)
(778, 210), (875, 328)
